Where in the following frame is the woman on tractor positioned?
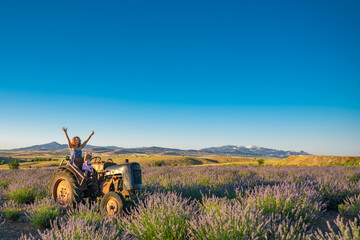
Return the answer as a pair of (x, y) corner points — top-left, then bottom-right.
(61, 127), (94, 167)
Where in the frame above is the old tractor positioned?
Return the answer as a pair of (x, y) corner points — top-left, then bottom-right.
(50, 156), (142, 216)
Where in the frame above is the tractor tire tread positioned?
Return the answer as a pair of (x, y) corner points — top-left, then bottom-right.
(50, 169), (84, 207)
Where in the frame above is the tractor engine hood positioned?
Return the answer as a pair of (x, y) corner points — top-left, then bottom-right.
(104, 162), (142, 190)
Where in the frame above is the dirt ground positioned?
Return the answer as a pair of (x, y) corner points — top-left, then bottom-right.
(0, 216), (40, 240)
(310, 210), (340, 236)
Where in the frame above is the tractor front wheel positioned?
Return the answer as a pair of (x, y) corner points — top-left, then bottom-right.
(100, 192), (126, 216)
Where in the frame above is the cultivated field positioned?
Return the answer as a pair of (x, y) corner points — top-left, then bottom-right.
(1, 165), (360, 239)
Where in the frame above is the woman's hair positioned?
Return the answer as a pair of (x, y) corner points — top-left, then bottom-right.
(72, 137), (81, 147)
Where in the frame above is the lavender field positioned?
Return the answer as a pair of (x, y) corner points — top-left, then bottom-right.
(1, 165), (360, 239)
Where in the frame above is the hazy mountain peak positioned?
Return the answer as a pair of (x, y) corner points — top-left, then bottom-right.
(245, 145), (258, 149)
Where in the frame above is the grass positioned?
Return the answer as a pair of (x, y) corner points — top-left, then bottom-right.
(7, 187), (38, 204)
(282, 155), (360, 166)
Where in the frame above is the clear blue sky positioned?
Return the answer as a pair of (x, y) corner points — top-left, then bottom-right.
(0, 0), (359, 155)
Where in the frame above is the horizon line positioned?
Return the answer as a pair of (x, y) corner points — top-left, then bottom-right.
(0, 141), (308, 153)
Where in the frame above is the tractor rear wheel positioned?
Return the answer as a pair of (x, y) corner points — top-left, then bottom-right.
(100, 192), (126, 216)
(50, 169), (83, 207)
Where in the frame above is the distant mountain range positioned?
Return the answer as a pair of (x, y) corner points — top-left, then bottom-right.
(4, 142), (124, 151)
(201, 145), (309, 158)
(1, 142), (310, 158)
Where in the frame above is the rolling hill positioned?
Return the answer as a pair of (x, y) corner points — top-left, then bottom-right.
(282, 155), (360, 166)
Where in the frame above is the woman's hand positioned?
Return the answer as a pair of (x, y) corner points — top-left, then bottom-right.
(62, 126), (72, 148)
(81, 130), (94, 149)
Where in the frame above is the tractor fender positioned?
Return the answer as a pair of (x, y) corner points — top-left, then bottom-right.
(58, 166), (87, 189)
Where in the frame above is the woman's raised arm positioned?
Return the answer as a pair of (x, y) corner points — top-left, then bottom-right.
(62, 126), (72, 149)
(80, 130), (94, 149)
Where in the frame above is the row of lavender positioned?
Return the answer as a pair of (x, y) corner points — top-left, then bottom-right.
(1, 165), (360, 239)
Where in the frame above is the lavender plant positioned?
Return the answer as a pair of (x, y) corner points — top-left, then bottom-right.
(21, 216), (122, 240)
(348, 172), (360, 183)
(338, 194), (360, 219)
(0, 180), (11, 189)
(315, 166), (360, 210)
(267, 217), (310, 240)
(1, 200), (22, 222)
(26, 198), (61, 228)
(7, 186), (38, 204)
(241, 183), (324, 225)
(313, 214), (360, 240)
(6, 169), (53, 203)
(123, 192), (196, 240)
(188, 195), (269, 240)
(67, 199), (103, 224)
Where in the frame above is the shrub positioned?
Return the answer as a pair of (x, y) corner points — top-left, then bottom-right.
(8, 187), (37, 204)
(26, 198), (61, 228)
(338, 194), (360, 219)
(257, 158), (265, 166)
(344, 160), (360, 166)
(0, 160), (5, 165)
(33, 158), (52, 162)
(153, 161), (163, 167)
(8, 160), (19, 169)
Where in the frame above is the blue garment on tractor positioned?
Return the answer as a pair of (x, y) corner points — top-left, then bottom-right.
(70, 149), (82, 165)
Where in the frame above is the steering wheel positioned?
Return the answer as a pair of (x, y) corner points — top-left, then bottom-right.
(91, 156), (101, 163)
(107, 158), (113, 163)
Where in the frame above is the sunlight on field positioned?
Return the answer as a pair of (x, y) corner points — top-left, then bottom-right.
(282, 155), (360, 166)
